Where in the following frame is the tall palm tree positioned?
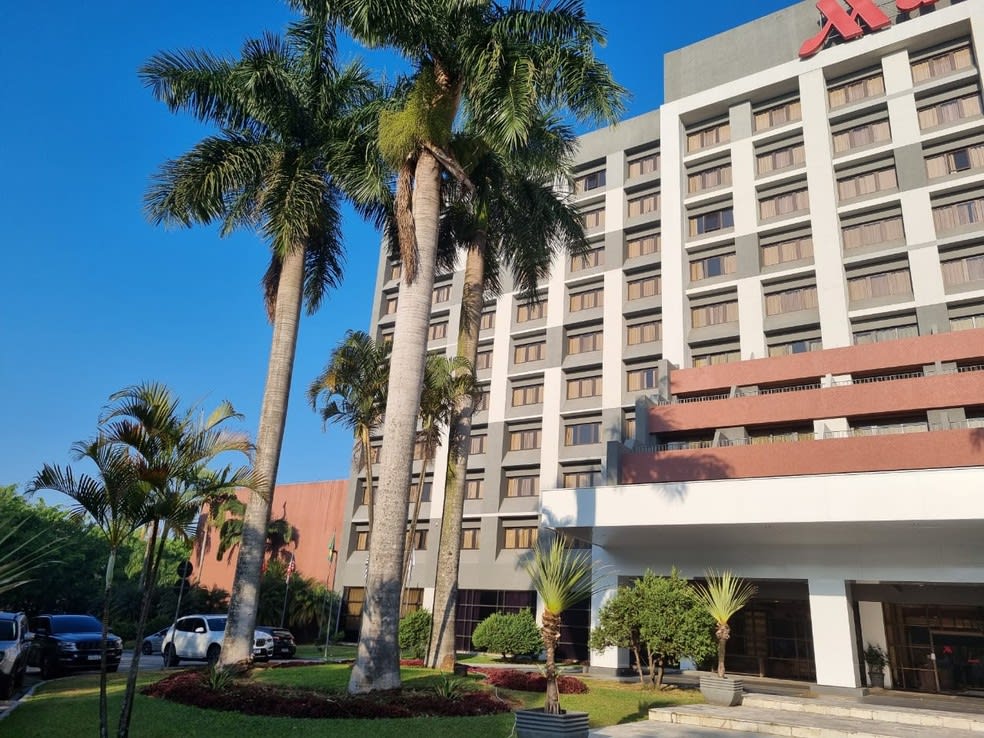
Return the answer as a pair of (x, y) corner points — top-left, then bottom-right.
(308, 330), (391, 534)
(692, 570), (757, 678)
(314, 0), (625, 694)
(0, 521), (62, 600)
(141, 8), (388, 671)
(29, 440), (153, 738)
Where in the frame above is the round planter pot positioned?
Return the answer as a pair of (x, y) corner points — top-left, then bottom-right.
(699, 674), (744, 707)
(868, 669), (885, 688)
(515, 707), (589, 738)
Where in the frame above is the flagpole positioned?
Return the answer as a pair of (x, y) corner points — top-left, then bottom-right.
(322, 534), (337, 660)
(280, 551), (295, 628)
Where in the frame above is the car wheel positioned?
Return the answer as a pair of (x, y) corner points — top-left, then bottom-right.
(206, 644), (221, 666)
(14, 665), (24, 688)
(40, 656), (59, 681)
(0, 676), (11, 700)
(141, 641), (152, 656)
(163, 645), (180, 668)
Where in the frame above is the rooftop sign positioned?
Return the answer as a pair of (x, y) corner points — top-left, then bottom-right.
(799, 0), (939, 58)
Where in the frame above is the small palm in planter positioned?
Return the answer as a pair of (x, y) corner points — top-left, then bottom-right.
(515, 536), (599, 738)
(692, 570), (757, 706)
(864, 643), (888, 688)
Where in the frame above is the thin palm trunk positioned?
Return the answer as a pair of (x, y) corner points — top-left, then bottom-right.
(222, 243), (306, 667)
(360, 427), (374, 535)
(98, 549), (116, 738)
(349, 151), (441, 694)
(400, 451), (430, 612)
(716, 623), (730, 678)
(427, 238), (484, 670)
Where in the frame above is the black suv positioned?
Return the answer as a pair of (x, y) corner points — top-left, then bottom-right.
(27, 615), (123, 679)
(256, 626), (296, 659)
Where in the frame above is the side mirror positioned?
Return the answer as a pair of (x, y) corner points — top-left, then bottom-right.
(194, 627), (206, 634)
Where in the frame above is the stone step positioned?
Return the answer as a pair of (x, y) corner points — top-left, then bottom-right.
(741, 693), (984, 732)
(648, 703), (982, 737)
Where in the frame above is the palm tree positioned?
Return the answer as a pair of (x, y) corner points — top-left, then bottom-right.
(524, 535), (599, 715)
(308, 330), (390, 534)
(692, 570), (757, 678)
(29, 440), (153, 738)
(141, 8), (388, 671)
(315, 0), (625, 694)
(0, 521), (62, 600)
(211, 496), (294, 562)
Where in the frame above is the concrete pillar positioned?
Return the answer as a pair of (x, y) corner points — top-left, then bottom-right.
(858, 600), (893, 689)
(808, 578), (862, 691)
(589, 549), (623, 675)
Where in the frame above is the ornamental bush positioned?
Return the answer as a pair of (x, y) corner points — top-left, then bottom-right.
(471, 609), (543, 660)
(398, 609), (432, 659)
(470, 667), (589, 694)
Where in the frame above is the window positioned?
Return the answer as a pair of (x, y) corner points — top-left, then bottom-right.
(428, 321), (448, 340)
(754, 99), (801, 131)
(759, 188), (808, 220)
(409, 530), (427, 550)
(918, 93), (983, 130)
(511, 384), (544, 407)
(508, 428), (542, 451)
(582, 208), (605, 230)
(506, 476), (539, 498)
(911, 44), (974, 83)
(480, 311), (495, 330)
(762, 235), (813, 266)
(627, 192), (659, 217)
(575, 170), (606, 194)
(563, 470), (603, 488)
(565, 422), (601, 446)
(503, 526), (538, 549)
(470, 434), (487, 454)
(355, 531), (370, 551)
(383, 296), (398, 315)
(765, 286), (818, 316)
(433, 284), (452, 303)
(570, 247), (604, 272)
(461, 528), (480, 550)
(842, 215), (904, 249)
(626, 233), (660, 258)
(757, 142), (805, 175)
(690, 253), (736, 281)
(569, 287), (603, 312)
(951, 312), (984, 331)
(768, 337), (822, 357)
(627, 152), (659, 178)
(388, 263), (402, 281)
(623, 415), (636, 440)
(934, 197), (984, 233)
(568, 330), (603, 354)
(627, 320), (661, 345)
(413, 439), (428, 460)
(514, 341), (545, 364)
(409, 481), (432, 503)
(691, 300), (738, 328)
(926, 144), (984, 178)
(693, 348), (741, 367)
(832, 119), (891, 153)
(465, 478), (484, 499)
(400, 588), (423, 617)
(626, 274), (660, 300)
(626, 366), (658, 391)
(689, 207), (734, 237)
(566, 375), (602, 400)
(687, 121), (730, 152)
(853, 324), (918, 344)
(847, 269), (913, 301)
(828, 72), (885, 108)
(942, 254), (984, 286)
(837, 166), (897, 200)
(476, 349), (492, 370)
(359, 481), (377, 506)
(516, 301), (546, 322)
(474, 387), (490, 412)
(688, 163), (732, 194)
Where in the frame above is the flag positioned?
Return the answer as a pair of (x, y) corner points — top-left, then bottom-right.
(285, 553), (296, 584)
(327, 533), (336, 562)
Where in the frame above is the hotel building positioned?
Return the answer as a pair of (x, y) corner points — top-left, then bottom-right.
(339, 0), (984, 694)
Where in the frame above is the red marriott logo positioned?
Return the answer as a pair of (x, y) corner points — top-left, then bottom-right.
(800, 0), (939, 59)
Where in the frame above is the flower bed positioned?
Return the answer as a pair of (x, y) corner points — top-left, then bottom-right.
(468, 668), (589, 694)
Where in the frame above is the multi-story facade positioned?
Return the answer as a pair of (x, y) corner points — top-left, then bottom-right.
(341, 0), (984, 693)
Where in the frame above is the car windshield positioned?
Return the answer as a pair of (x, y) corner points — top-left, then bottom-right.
(51, 615), (102, 634)
(0, 621), (16, 640)
(206, 617), (227, 632)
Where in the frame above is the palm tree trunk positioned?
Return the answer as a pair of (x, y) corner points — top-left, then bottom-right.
(98, 550), (115, 738)
(542, 610), (562, 715)
(400, 452), (430, 612)
(716, 624), (729, 678)
(361, 428), (374, 535)
(349, 150), (441, 694)
(222, 243), (306, 667)
(427, 238), (484, 670)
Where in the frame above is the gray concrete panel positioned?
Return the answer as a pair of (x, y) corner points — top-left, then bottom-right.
(916, 302), (951, 335)
(894, 141), (930, 192)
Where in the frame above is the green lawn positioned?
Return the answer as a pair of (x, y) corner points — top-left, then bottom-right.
(2, 665), (702, 737)
(293, 642), (358, 660)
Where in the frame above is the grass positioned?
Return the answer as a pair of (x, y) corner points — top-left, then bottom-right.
(294, 643), (357, 660)
(2, 664), (703, 737)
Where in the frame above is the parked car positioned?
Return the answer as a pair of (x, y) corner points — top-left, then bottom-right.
(161, 614), (272, 666)
(141, 627), (170, 655)
(256, 626), (296, 659)
(0, 612), (30, 698)
(27, 614), (122, 679)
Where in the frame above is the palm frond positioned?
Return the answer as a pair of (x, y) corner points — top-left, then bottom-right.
(692, 570), (757, 626)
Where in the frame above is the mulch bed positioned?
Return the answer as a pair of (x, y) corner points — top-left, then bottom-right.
(468, 667), (589, 694)
(142, 669), (512, 719)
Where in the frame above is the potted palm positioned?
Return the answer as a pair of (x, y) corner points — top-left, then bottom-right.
(692, 570), (757, 707)
(864, 643), (888, 688)
(515, 536), (599, 738)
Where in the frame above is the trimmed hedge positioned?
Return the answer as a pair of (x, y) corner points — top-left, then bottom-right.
(470, 609), (542, 660)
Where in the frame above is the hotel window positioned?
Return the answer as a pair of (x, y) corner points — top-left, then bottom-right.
(691, 300), (738, 328)
(853, 321), (918, 345)
(432, 284), (452, 303)
(516, 300), (546, 323)
(480, 310), (495, 330)
(569, 287), (604, 312)
(410, 530), (427, 550)
(413, 439), (428, 460)
(563, 470), (603, 488)
(847, 268), (913, 302)
(570, 245), (604, 272)
(387, 262), (402, 281)
(626, 319), (661, 345)
(828, 71), (885, 108)
(837, 165), (897, 201)
(503, 526), (538, 549)
(690, 253), (736, 281)
(465, 478), (484, 500)
(358, 480), (377, 506)
(582, 207), (605, 230)
(354, 530), (370, 551)
(469, 434), (487, 455)
(566, 375), (602, 400)
(505, 475), (539, 498)
(688, 163), (732, 194)
(687, 120), (730, 153)
(832, 117), (891, 154)
(574, 169), (606, 194)
(626, 274), (660, 300)
(754, 98), (801, 131)
(768, 334), (822, 357)
(514, 340), (545, 364)
(950, 303), (984, 331)
(508, 428), (542, 451)
(511, 383), (544, 407)
(756, 141), (805, 175)
(428, 321), (448, 340)
(626, 365), (658, 391)
(627, 192), (660, 217)
(692, 347), (741, 368)
(759, 188), (808, 220)
(911, 43), (974, 84)
(461, 528), (480, 550)
(761, 234), (813, 266)
(565, 422), (601, 446)
(369, 445), (382, 463)
(568, 330), (603, 354)
(918, 91), (983, 130)
(933, 195), (984, 233)
(688, 207), (734, 237)
(474, 386), (490, 412)
(476, 349), (492, 370)
(926, 143), (984, 178)
(383, 295), (398, 315)
(626, 233), (660, 258)
(623, 413), (636, 440)
(842, 214), (904, 250)
(627, 151), (659, 178)
(941, 254), (984, 287)
(765, 285), (818, 316)
(409, 481), (432, 503)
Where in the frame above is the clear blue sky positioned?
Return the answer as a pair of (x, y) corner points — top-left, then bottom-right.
(0, 0), (795, 495)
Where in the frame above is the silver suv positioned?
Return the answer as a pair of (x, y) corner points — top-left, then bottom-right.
(161, 614), (271, 666)
(0, 612), (30, 699)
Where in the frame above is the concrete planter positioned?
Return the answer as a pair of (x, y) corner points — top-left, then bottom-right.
(515, 708), (590, 738)
(699, 674), (744, 706)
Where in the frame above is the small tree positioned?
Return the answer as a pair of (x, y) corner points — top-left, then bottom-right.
(589, 584), (647, 685)
(398, 609), (432, 660)
(471, 609), (543, 661)
(692, 570), (757, 678)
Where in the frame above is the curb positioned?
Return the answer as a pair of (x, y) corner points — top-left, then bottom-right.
(0, 680), (42, 723)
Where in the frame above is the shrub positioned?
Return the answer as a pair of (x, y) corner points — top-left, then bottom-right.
(399, 609), (432, 659)
(469, 667), (588, 694)
(471, 609), (543, 660)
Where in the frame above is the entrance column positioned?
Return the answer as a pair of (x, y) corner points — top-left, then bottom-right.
(808, 578), (862, 691)
(588, 549), (623, 675)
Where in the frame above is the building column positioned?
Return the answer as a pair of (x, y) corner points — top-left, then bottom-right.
(588, 548), (623, 675)
(808, 578), (862, 691)
(858, 600), (893, 689)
